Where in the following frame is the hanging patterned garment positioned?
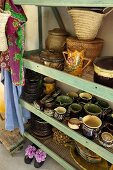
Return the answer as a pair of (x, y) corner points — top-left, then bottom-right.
(0, 0), (30, 134)
(0, 0), (27, 85)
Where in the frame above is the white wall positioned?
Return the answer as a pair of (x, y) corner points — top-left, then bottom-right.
(23, 5), (113, 57)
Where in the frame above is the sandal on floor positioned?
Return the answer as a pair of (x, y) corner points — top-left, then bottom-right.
(34, 149), (47, 168)
(24, 145), (36, 164)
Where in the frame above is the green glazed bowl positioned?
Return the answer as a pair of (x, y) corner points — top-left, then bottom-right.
(84, 103), (102, 116)
(56, 95), (73, 107)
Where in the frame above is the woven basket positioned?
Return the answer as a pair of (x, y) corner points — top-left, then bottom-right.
(68, 9), (113, 40)
(66, 37), (104, 63)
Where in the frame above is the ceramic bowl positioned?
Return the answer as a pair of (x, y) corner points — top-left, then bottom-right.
(84, 103), (102, 116)
(79, 92), (92, 103)
(56, 95), (73, 107)
(68, 103), (82, 118)
(67, 91), (78, 101)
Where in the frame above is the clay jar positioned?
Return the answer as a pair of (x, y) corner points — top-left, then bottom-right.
(44, 77), (56, 95)
(94, 56), (113, 88)
(45, 28), (68, 52)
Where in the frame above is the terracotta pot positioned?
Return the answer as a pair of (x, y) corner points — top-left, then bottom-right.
(45, 28), (68, 52)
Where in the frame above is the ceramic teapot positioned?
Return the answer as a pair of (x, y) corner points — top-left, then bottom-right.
(63, 49), (91, 76)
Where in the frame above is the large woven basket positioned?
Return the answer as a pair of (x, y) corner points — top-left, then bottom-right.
(66, 37), (104, 63)
(68, 8), (112, 40)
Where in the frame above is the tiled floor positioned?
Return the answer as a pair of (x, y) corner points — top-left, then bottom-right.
(0, 143), (64, 170)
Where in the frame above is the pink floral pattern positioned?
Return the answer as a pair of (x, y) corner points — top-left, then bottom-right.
(25, 145), (36, 159)
(34, 149), (47, 163)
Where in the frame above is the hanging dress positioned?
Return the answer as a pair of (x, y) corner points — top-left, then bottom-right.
(0, 0), (27, 85)
(0, 0), (30, 134)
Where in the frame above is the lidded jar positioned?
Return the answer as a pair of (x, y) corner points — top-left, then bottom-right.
(94, 56), (113, 88)
(45, 28), (68, 52)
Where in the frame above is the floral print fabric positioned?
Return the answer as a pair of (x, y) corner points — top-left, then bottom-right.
(0, 0), (27, 85)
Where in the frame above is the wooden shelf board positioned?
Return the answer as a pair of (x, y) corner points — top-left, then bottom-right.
(24, 132), (76, 170)
(20, 99), (113, 164)
(23, 56), (113, 103)
(14, 0), (113, 7)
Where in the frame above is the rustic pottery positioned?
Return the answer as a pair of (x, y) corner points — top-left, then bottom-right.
(40, 50), (64, 70)
(56, 95), (73, 107)
(68, 118), (81, 130)
(54, 106), (66, 121)
(68, 103), (82, 118)
(45, 28), (68, 52)
(79, 92), (92, 103)
(66, 37), (104, 63)
(63, 49), (91, 76)
(84, 103), (102, 116)
(94, 56), (113, 88)
(82, 115), (102, 139)
(43, 77), (56, 95)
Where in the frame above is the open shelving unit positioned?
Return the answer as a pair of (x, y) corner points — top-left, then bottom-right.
(13, 0), (113, 169)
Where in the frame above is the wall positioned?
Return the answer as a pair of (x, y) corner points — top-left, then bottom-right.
(23, 5), (113, 57)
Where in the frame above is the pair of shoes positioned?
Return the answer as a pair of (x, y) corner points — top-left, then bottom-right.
(24, 145), (47, 168)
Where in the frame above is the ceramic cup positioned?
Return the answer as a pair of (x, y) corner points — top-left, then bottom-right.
(82, 115), (102, 139)
(79, 92), (92, 104)
(68, 103), (82, 118)
(67, 91), (78, 102)
(84, 103), (102, 116)
(53, 106), (66, 121)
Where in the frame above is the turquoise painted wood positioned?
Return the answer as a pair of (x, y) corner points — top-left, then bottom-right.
(24, 132), (76, 170)
(20, 99), (113, 164)
(14, 0), (113, 7)
(23, 58), (113, 103)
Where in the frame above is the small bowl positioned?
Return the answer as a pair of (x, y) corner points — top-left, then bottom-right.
(79, 92), (92, 103)
(67, 91), (78, 100)
(56, 95), (73, 107)
(68, 118), (81, 130)
(84, 103), (102, 116)
(101, 132), (113, 143)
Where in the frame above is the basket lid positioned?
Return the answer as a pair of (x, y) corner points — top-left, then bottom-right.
(40, 50), (64, 62)
(94, 57), (113, 70)
(48, 28), (68, 36)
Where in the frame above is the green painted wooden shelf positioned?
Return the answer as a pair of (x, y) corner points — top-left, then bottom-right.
(14, 0), (113, 7)
(23, 57), (113, 103)
(20, 99), (113, 164)
(24, 132), (76, 170)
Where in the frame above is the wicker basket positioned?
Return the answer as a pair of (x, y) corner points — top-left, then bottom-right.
(68, 8), (113, 40)
(66, 37), (104, 63)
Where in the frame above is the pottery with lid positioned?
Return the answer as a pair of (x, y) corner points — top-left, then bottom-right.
(94, 56), (113, 88)
(40, 50), (64, 70)
(45, 28), (69, 52)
